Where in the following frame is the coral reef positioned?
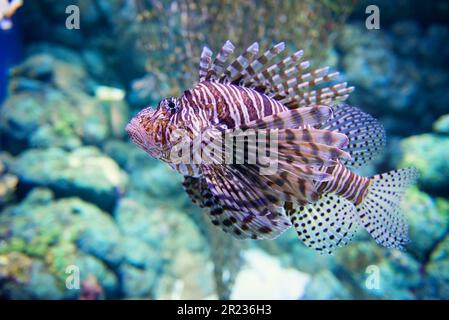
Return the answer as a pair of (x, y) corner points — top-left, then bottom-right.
(0, 154), (17, 207)
(402, 188), (449, 261)
(12, 147), (128, 211)
(303, 270), (351, 300)
(433, 114), (449, 134)
(0, 49), (129, 152)
(231, 249), (310, 300)
(422, 234), (449, 299)
(400, 134), (449, 193)
(0, 46), (216, 299)
(0, 189), (120, 299)
(336, 22), (449, 135)
(0, 0), (448, 300)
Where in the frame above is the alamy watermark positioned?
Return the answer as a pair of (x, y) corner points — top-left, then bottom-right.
(365, 264), (380, 290)
(365, 5), (380, 30)
(65, 5), (80, 30)
(164, 127), (279, 175)
(65, 264), (80, 290)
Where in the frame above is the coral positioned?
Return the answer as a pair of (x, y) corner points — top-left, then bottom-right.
(433, 114), (449, 134)
(0, 155), (18, 207)
(0, 189), (123, 298)
(231, 249), (310, 300)
(0, 50), (130, 152)
(2, 0), (449, 301)
(154, 250), (215, 299)
(303, 270), (351, 300)
(119, 262), (156, 298)
(11, 147), (128, 211)
(400, 134), (449, 193)
(421, 235), (449, 299)
(102, 140), (151, 171)
(128, 160), (184, 200)
(337, 24), (423, 121)
(334, 241), (422, 299)
(114, 197), (214, 299)
(80, 274), (104, 300)
(0, 252), (32, 284)
(337, 22), (449, 134)
(261, 228), (337, 274)
(402, 187), (449, 261)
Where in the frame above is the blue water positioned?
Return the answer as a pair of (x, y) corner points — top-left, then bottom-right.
(0, 16), (22, 103)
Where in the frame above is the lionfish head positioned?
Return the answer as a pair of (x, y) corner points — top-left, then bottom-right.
(126, 97), (182, 162)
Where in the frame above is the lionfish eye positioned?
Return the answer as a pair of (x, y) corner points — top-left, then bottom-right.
(167, 100), (176, 109)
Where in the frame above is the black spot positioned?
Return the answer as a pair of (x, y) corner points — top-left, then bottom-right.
(259, 226), (272, 234)
(211, 207), (224, 215)
(168, 100), (176, 109)
(223, 219), (233, 226)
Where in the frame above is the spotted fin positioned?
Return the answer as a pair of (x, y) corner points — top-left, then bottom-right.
(231, 163), (321, 205)
(322, 104), (386, 168)
(202, 164), (275, 215)
(356, 168), (419, 249)
(200, 165), (292, 240)
(182, 176), (204, 206)
(286, 194), (357, 254)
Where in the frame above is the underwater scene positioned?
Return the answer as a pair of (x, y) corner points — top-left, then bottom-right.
(0, 0), (449, 300)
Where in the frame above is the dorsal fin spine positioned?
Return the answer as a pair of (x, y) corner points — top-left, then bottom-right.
(199, 40), (354, 108)
(199, 46), (213, 82)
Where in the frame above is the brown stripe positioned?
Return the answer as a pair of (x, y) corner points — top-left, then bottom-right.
(354, 178), (371, 205)
(225, 85), (245, 126)
(337, 170), (355, 197)
(203, 82), (235, 128)
(239, 87), (258, 122)
(260, 93), (273, 117)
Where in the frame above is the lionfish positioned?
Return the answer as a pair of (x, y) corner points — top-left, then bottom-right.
(127, 40), (418, 254)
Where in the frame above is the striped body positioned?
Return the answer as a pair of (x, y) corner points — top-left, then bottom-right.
(174, 81), (371, 206)
(181, 81), (289, 128)
(170, 81), (288, 176)
(315, 162), (370, 205)
(127, 39), (417, 252)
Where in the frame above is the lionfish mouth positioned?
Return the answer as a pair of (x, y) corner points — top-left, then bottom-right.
(125, 118), (145, 147)
(126, 116), (172, 160)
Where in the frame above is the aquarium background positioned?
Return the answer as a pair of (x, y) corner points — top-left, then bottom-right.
(1, 0), (449, 300)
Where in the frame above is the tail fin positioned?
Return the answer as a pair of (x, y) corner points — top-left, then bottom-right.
(356, 168), (419, 250)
